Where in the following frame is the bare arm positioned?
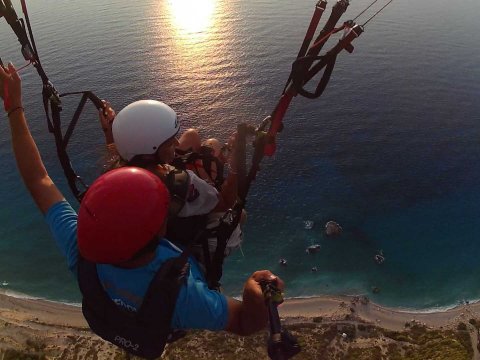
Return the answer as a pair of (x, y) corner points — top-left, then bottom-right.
(98, 100), (115, 145)
(225, 270), (284, 336)
(218, 170), (238, 209)
(214, 135), (239, 211)
(1, 63), (64, 214)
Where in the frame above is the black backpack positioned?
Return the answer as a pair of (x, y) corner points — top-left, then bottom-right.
(77, 253), (189, 359)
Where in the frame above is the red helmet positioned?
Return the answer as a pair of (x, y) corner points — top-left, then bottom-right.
(78, 167), (170, 264)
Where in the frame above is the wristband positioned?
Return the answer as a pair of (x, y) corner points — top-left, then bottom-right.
(7, 106), (24, 117)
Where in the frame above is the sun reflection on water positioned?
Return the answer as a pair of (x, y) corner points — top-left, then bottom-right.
(168, 0), (216, 37)
(148, 0), (240, 127)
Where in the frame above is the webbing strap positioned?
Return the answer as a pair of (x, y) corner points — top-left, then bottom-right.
(267, 1), (350, 150)
(207, 202), (244, 289)
(44, 90), (105, 201)
(205, 123), (249, 289)
(282, 0), (327, 93)
(2, 0), (105, 203)
(239, 2), (365, 217)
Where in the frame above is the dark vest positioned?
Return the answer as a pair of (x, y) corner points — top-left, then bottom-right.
(77, 253), (189, 359)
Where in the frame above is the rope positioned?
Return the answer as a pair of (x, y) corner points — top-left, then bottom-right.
(309, 24), (348, 52)
(12, 60), (32, 73)
(362, 0), (396, 27)
(352, 0), (381, 21)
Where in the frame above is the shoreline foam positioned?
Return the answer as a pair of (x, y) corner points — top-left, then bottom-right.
(3, 287), (479, 315)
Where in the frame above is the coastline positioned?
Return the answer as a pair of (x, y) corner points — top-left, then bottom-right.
(280, 295), (480, 331)
(1, 291), (480, 359)
(4, 289), (479, 331)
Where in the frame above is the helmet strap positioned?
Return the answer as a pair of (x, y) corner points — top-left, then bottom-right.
(154, 149), (166, 164)
(114, 235), (161, 269)
(128, 154), (157, 167)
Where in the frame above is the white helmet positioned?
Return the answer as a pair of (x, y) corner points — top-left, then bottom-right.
(112, 100), (180, 161)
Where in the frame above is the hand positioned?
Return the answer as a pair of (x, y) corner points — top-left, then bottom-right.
(0, 63), (22, 112)
(251, 270), (285, 290)
(247, 270), (285, 299)
(98, 100), (116, 130)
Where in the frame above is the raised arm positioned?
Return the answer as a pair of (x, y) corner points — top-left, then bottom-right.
(214, 134), (239, 211)
(98, 100), (116, 145)
(1, 63), (64, 214)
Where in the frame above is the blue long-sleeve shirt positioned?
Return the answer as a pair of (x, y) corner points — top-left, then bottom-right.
(45, 200), (228, 330)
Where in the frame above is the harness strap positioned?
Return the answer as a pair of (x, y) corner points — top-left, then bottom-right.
(307, 0), (350, 58)
(20, 0), (40, 65)
(49, 98), (87, 200)
(1, 0), (35, 63)
(207, 202), (243, 289)
(206, 123), (248, 289)
(263, 0), (351, 158)
(2, 0), (105, 202)
(282, 0), (327, 93)
(172, 148), (225, 189)
(164, 167), (189, 216)
(291, 53), (337, 99)
(44, 90), (106, 201)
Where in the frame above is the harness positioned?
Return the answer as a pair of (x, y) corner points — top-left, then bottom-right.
(77, 252), (189, 359)
(172, 146), (225, 190)
(163, 166), (233, 290)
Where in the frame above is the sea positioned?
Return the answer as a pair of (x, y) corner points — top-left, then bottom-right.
(0, 0), (479, 310)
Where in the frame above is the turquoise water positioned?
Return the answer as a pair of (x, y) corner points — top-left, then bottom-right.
(0, 0), (480, 308)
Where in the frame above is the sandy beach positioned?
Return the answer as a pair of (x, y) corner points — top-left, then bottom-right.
(280, 295), (480, 332)
(1, 291), (480, 359)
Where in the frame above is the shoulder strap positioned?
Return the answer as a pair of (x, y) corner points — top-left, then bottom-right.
(198, 146), (225, 189)
(172, 150), (225, 189)
(164, 167), (190, 216)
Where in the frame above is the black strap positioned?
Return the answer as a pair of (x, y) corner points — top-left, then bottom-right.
(291, 53), (337, 99)
(171, 148), (225, 189)
(287, 0), (350, 100)
(205, 123), (249, 289)
(207, 202), (244, 289)
(242, 14), (364, 201)
(45, 90), (105, 201)
(164, 167), (190, 216)
(2, 0), (105, 203)
(282, 0), (328, 93)
(1, 0), (35, 63)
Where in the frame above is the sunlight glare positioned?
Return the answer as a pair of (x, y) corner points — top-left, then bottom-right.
(169, 0), (216, 35)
